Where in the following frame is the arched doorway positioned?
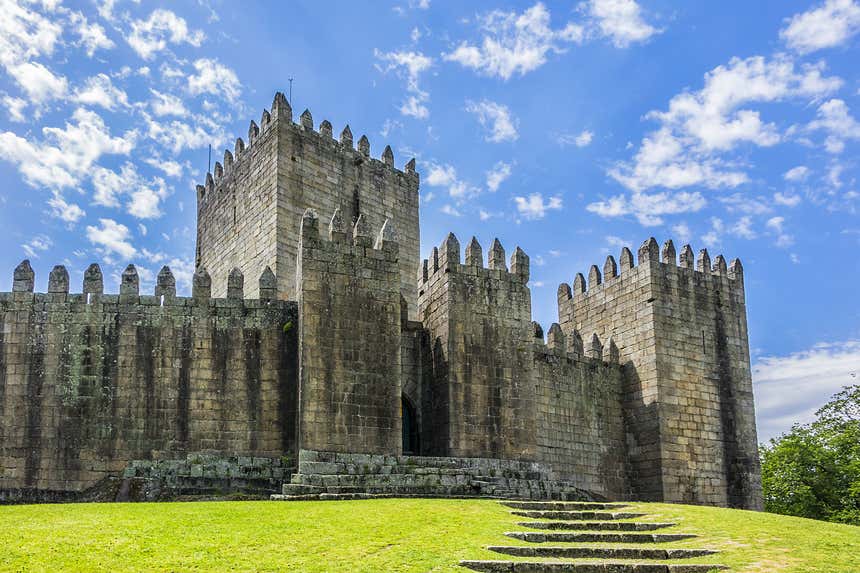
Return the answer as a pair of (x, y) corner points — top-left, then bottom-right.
(401, 395), (419, 455)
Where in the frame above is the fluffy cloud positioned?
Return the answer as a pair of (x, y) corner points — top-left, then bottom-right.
(780, 0), (860, 54)
(149, 89), (188, 117)
(465, 99), (519, 142)
(7, 61), (68, 103)
(486, 161), (512, 192)
(70, 11), (114, 57)
(144, 113), (226, 154)
(374, 49), (433, 119)
(187, 58), (241, 102)
(609, 56), (842, 194)
(86, 218), (137, 259)
(587, 0), (660, 48)
(424, 162), (479, 200)
(444, 3), (583, 80)
(806, 98), (860, 153)
(514, 192), (563, 220)
(21, 234), (52, 258)
(0, 0), (62, 68)
(783, 165), (811, 181)
(48, 194), (86, 223)
(91, 162), (169, 219)
(587, 189), (706, 226)
(73, 74), (128, 110)
(0, 108), (136, 189)
(128, 9), (204, 60)
(753, 340), (860, 441)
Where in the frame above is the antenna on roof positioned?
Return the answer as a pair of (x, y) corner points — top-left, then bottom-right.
(288, 77), (294, 105)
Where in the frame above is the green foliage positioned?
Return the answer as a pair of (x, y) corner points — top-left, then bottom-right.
(283, 320), (293, 333)
(761, 384), (860, 525)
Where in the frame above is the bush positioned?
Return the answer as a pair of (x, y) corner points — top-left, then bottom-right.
(761, 384), (860, 525)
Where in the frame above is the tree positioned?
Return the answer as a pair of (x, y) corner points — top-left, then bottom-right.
(760, 384), (860, 524)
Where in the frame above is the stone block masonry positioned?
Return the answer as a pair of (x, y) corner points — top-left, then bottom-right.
(0, 262), (298, 494)
(296, 209), (403, 455)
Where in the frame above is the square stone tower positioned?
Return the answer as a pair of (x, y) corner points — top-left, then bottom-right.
(195, 92), (421, 317)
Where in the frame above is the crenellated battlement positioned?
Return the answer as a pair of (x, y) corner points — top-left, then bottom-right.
(557, 236), (744, 314)
(196, 92), (418, 204)
(417, 235), (529, 294)
(5, 259), (290, 308)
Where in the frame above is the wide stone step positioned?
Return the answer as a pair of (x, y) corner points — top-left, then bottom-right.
(503, 502), (628, 511)
(505, 532), (696, 543)
(517, 521), (677, 532)
(487, 547), (718, 560)
(459, 561), (728, 572)
(511, 511), (646, 521)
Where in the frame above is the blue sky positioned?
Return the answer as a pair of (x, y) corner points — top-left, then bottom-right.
(0, 0), (858, 442)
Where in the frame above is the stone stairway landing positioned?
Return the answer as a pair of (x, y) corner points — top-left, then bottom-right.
(504, 532), (697, 543)
(460, 563), (728, 572)
(517, 521), (677, 531)
(510, 511), (646, 520)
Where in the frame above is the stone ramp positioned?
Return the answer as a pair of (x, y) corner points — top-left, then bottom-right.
(458, 501), (728, 572)
(273, 450), (597, 501)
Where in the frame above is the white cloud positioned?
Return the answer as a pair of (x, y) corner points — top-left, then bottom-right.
(610, 55), (842, 194)
(128, 9), (204, 60)
(69, 11), (114, 57)
(7, 61), (68, 103)
(486, 161), (512, 191)
(557, 129), (594, 147)
(806, 98), (860, 153)
(440, 204), (461, 217)
(2, 95), (27, 122)
(143, 157), (183, 178)
(47, 194), (85, 223)
(774, 192), (802, 207)
(766, 216), (795, 247)
(587, 0), (660, 48)
(587, 190), (706, 226)
(375, 49), (433, 119)
(86, 218), (137, 259)
(671, 222), (692, 244)
(149, 89), (188, 117)
(780, 0), (860, 54)
(187, 58), (241, 102)
(753, 340), (860, 441)
(783, 165), (811, 181)
(91, 162), (169, 219)
(0, 0), (62, 69)
(717, 192), (772, 215)
(425, 163), (457, 187)
(73, 74), (128, 110)
(0, 108), (136, 189)
(21, 234), (52, 258)
(144, 113), (225, 154)
(465, 99), (519, 142)
(444, 3), (583, 80)
(515, 192), (563, 220)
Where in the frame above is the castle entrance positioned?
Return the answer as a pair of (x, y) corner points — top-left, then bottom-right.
(401, 396), (419, 455)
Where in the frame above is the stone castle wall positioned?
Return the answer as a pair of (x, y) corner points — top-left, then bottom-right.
(196, 94), (421, 317)
(0, 261), (297, 494)
(296, 210), (403, 455)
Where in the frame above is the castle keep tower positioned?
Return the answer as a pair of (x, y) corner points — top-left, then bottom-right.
(195, 93), (421, 317)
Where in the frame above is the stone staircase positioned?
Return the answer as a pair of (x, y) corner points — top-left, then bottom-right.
(460, 501), (728, 573)
(271, 450), (596, 501)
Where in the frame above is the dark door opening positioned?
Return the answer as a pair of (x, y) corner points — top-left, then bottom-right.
(401, 396), (419, 455)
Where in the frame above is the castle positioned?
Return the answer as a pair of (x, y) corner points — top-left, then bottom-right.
(0, 92), (762, 508)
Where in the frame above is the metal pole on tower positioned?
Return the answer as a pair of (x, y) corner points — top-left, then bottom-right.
(208, 144), (212, 174)
(289, 77), (294, 105)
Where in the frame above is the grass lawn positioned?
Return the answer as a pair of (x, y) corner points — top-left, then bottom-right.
(0, 499), (858, 572)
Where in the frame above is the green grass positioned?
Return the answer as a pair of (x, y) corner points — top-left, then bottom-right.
(0, 499), (857, 572)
